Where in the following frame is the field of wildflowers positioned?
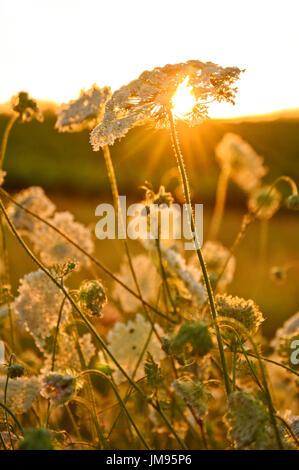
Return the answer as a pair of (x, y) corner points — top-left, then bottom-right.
(0, 60), (298, 451)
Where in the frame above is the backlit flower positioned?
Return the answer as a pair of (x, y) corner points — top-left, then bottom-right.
(0, 376), (41, 414)
(248, 185), (281, 219)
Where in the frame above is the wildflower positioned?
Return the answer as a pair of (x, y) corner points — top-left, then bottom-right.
(7, 363), (25, 378)
(248, 185), (281, 219)
(172, 377), (211, 417)
(41, 373), (76, 404)
(113, 254), (160, 313)
(11, 91), (43, 122)
(146, 242), (207, 305)
(100, 314), (165, 384)
(33, 211), (94, 269)
(215, 133), (267, 193)
(225, 391), (273, 449)
(0, 376), (41, 414)
(189, 240), (236, 290)
(55, 85), (111, 132)
(8, 186), (56, 233)
(19, 428), (54, 450)
(12, 269), (71, 350)
(90, 60), (243, 149)
(285, 194), (299, 211)
(78, 279), (107, 317)
(215, 294), (264, 339)
(163, 321), (213, 364)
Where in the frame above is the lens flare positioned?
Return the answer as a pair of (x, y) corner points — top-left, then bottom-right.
(171, 76), (196, 119)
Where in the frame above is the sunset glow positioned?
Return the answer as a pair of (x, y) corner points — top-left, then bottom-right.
(171, 77), (196, 119)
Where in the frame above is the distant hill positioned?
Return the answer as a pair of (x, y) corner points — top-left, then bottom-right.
(1, 103), (298, 204)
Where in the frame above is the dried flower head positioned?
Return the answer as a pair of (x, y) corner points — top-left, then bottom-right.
(12, 269), (71, 349)
(41, 373), (76, 404)
(11, 91), (43, 122)
(215, 294), (264, 338)
(33, 211), (94, 269)
(55, 85), (111, 132)
(248, 185), (281, 219)
(172, 377), (211, 417)
(78, 279), (107, 317)
(7, 363), (25, 378)
(215, 133), (267, 193)
(0, 376), (41, 414)
(8, 186), (56, 233)
(100, 314), (165, 384)
(90, 60), (243, 149)
(189, 240), (236, 290)
(113, 254), (160, 313)
(225, 391), (272, 449)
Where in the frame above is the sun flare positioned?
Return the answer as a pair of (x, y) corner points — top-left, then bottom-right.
(171, 76), (196, 119)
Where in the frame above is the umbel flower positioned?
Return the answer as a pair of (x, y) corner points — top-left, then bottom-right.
(78, 279), (107, 317)
(0, 376), (41, 414)
(90, 60), (243, 149)
(11, 91), (43, 122)
(215, 294), (264, 338)
(100, 314), (165, 384)
(41, 373), (76, 405)
(12, 269), (71, 350)
(172, 377), (212, 417)
(248, 185), (282, 219)
(33, 211), (94, 269)
(215, 133), (267, 193)
(8, 186), (56, 233)
(55, 85), (111, 132)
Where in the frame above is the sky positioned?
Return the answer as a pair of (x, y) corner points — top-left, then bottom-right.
(0, 0), (298, 118)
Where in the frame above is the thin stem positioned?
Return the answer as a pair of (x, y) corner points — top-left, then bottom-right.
(0, 114), (18, 168)
(209, 167), (230, 240)
(0, 216), (15, 349)
(167, 110), (231, 396)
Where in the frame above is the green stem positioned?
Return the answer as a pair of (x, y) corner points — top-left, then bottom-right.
(167, 110), (231, 396)
(0, 114), (18, 168)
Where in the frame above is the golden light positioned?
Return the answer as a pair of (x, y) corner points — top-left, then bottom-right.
(171, 76), (196, 119)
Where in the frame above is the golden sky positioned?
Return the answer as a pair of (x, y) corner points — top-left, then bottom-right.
(0, 0), (298, 118)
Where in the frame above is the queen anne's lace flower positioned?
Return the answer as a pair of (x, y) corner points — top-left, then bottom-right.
(101, 314), (165, 384)
(12, 269), (71, 350)
(8, 186), (56, 233)
(55, 85), (111, 132)
(113, 254), (160, 313)
(215, 133), (267, 193)
(189, 241), (236, 290)
(0, 376), (41, 414)
(145, 241), (207, 305)
(172, 377), (211, 417)
(248, 185), (281, 219)
(33, 211), (94, 269)
(90, 60), (243, 149)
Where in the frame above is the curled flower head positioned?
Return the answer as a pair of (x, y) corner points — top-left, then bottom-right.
(172, 377), (211, 417)
(286, 194), (299, 211)
(215, 294), (264, 339)
(215, 133), (267, 193)
(55, 85), (111, 132)
(41, 373), (76, 405)
(100, 314), (165, 385)
(33, 211), (94, 270)
(78, 279), (107, 317)
(225, 391), (272, 449)
(248, 185), (281, 219)
(7, 363), (25, 378)
(8, 186), (56, 233)
(11, 91), (43, 122)
(0, 376), (41, 414)
(90, 60), (243, 149)
(12, 269), (71, 349)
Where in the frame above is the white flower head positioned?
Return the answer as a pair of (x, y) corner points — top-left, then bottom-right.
(101, 314), (165, 385)
(33, 211), (94, 269)
(113, 254), (160, 313)
(248, 185), (281, 219)
(8, 186), (56, 233)
(215, 133), (267, 193)
(12, 269), (71, 349)
(55, 85), (111, 132)
(90, 60), (243, 149)
(0, 376), (41, 414)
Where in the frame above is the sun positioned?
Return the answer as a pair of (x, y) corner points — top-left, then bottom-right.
(171, 76), (196, 119)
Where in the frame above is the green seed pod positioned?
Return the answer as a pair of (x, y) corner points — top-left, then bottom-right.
(286, 194), (299, 211)
(7, 363), (25, 378)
